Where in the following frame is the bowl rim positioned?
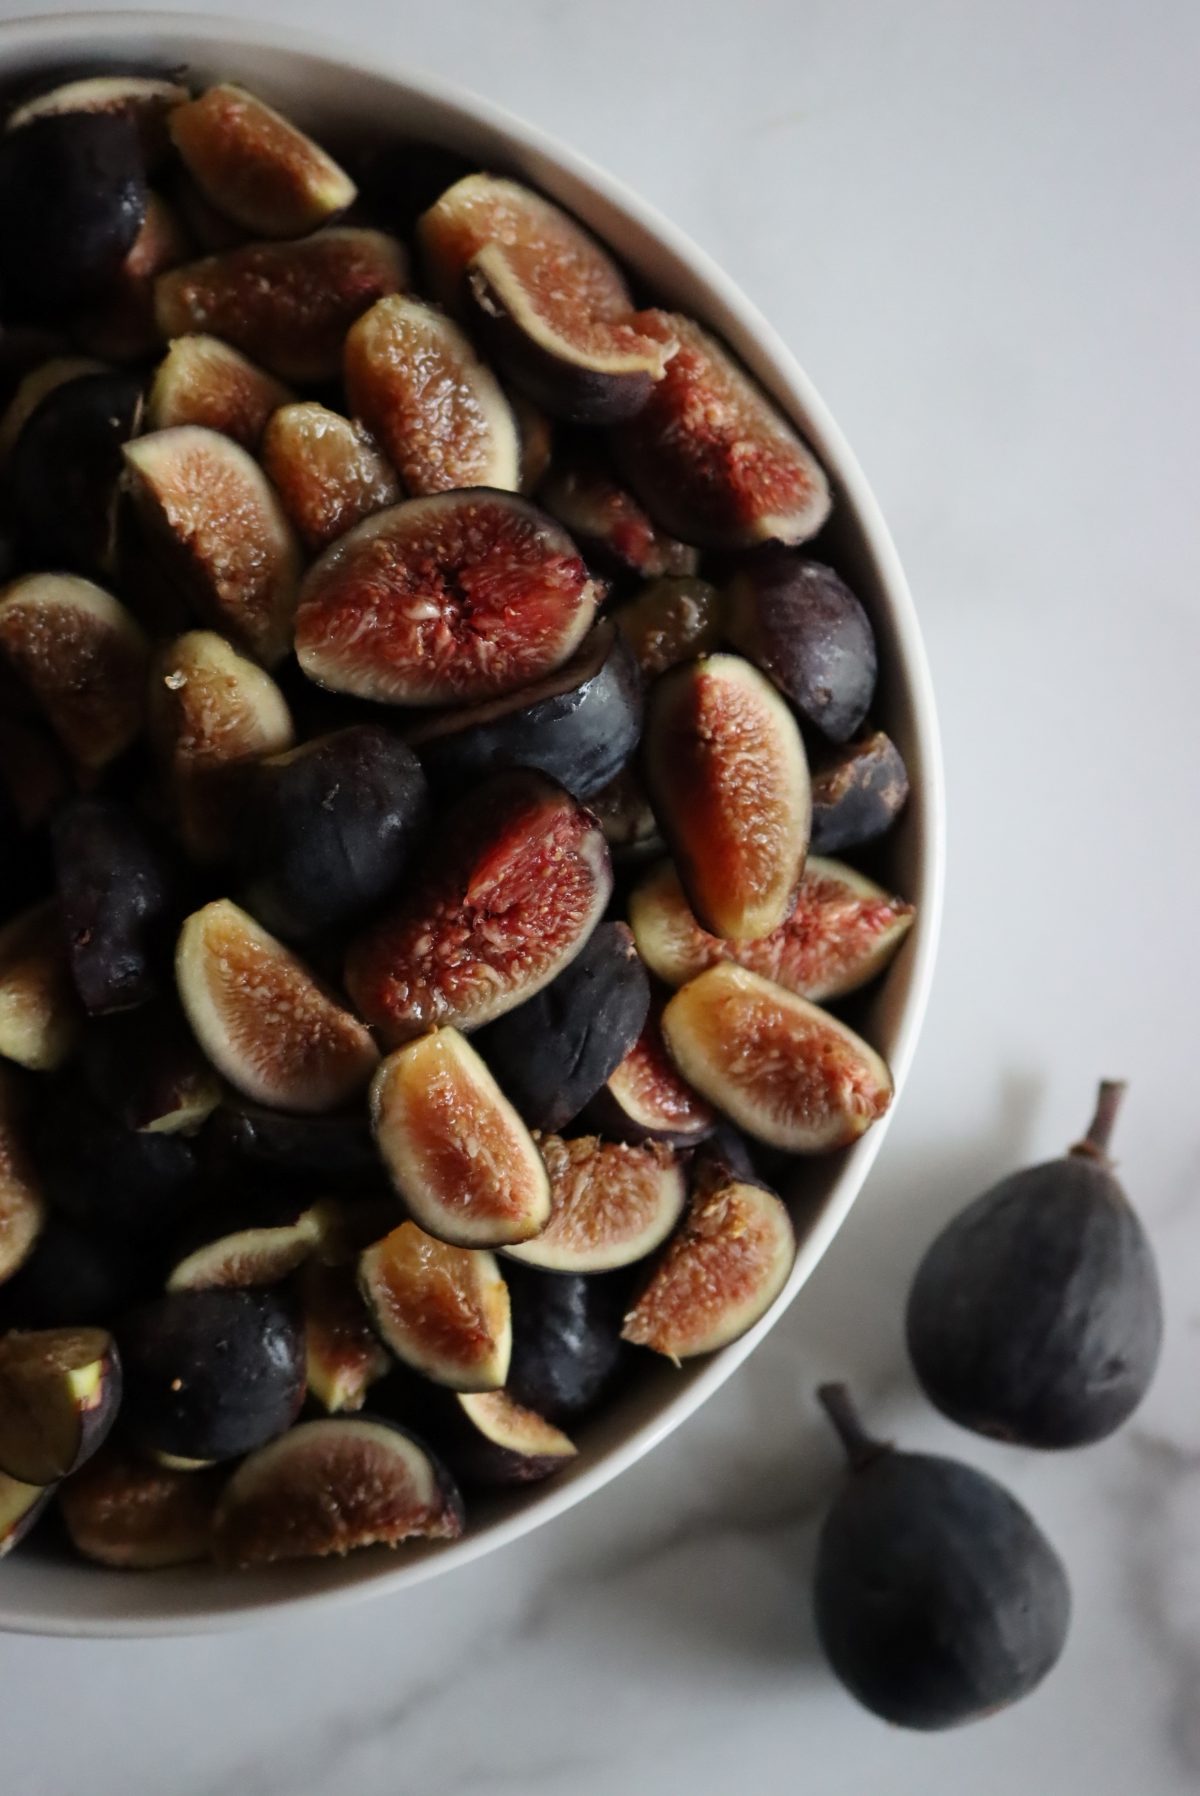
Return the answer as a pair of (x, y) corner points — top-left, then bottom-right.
(0, 8), (945, 1636)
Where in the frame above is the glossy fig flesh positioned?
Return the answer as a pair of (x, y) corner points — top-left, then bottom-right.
(30, 1072), (200, 1241)
(506, 1134), (686, 1274)
(118, 1286), (305, 1463)
(907, 1082), (1163, 1448)
(176, 899), (379, 1115)
(0, 1469), (52, 1557)
(345, 773), (611, 1044)
(10, 368), (143, 577)
(407, 620), (642, 801)
(50, 797), (174, 1015)
(0, 903), (81, 1072)
(213, 1415), (462, 1568)
(7, 75), (190, 157)
(661, 964), (893, 1152)
(295, 490), (598, 707)
(260, 402), (400, 552)
(155, 227), (408, 383)
(474, 921), (650, 1132)
(0, 1072), (43, 1286)
(169, 83), (356, 238)
(203, 1103), (382, 1194)
(166, 1199), (324, 1292)
(123, 426), (301, 667)
(147, 334), (293, 448)
(629, 856), (914, 1003)
(643, 653), (810, 941)
(0, 1325), (120, 1484)
(81, 999), (221, 1136)
(438, 1389), (576, 1488)
(345, 293), (519, 495)
(612, 575), (722, 677)
(371, 1029), (551, 1248)
(810, 729), (911, 855)
(73, 192), (190, 361)
(539, 458), (698, 581)
(726, 553), (877, 743)
(506, 1263), (628, 1423)
(301, 1260), (391, 1414)
(58, 1445), (219, 1568)
(359, 1222), (512, 1390)
(814, 1384), (1071, 1729)
(613, 314), (831, 550)
(588, 991), (716, 1146)
(0, 574), (148, 774)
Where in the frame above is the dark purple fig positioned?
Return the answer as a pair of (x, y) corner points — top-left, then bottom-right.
(0, 328), (67, 415)
(0, 354), (102, 464)
(726, 553), (876, 743)
(260, 402), (400, 552)
(165, 1197), (323, 1293)
(32, 1074), (200, 1240)
(810, 729), (911, 855)
(168, 84), (356, 238)
(586, 990), (716, 1147)
(358, 1221), (510, 1391)
(0, 709), (69, 837)
(434, 1389), (576, 1487)
(506, 1263), (628, 1423)
(813, 1384), (1071, 1729)
(147, 333), (292, 448)
(612, 574), (723, 676)
(0, 1069), (44, 1287)
(474, 921), (650, 1132)
(59, 1444), (218, 1568)
(506, 1134), (685, 1274)
(238, 725), (430, 941)
(0, 902), (81, 1072)
(301, 1260), (391, 1414)
(0, 1324), (120, 1484)
(0, 1214), (153, 1330)
(539, 457), (698, 581)
(118, 1286), (305, 1463)
(0, 1469), (51, 1557)
(10, 368), (143, 577)
(73, 192), (189, 361)
(51, 797), (174, 1015)
(202, 1103), (382, 1194)
(6, 74), (189, 159)
(355, 136), (474, 238)
(80, 1000), (221, 1135)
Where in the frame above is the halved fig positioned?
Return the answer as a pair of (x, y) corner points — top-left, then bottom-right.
(148, 630), (294, 863)
(295, 490), (598, 707)
(345, 293), (520, 495)
(0, 1468), (51, 1557)
(726, 553), (877, 743)
(7, 74), (190, 159)
(0, 354), (104, 464)
(511, 390), (553, 495)
(58, 1446), (218, 1568)
(81, 1000), (221, 1135)
(359, 1222), (512, 1390)
(506, 1135), (686, 1274)
(407, 620), (642, 800)
(123, 426), (301, 666)
(213, 1415), (463, 1568)
(539, 457), (698, 581)
(73, 193), (190, 361)
(586, 765), (662, 863)
(169, 83), (356, 238)
(260, 402), (400, 552)
(370, 1029), (551, 1248)
(51, 797), (174, 1015)
(0, 1070), (44, 1285)
(10, 367), (143, 577)
(301, 1260), (391, 1414)
(0, 903), (81, 1071)
(166, 1199), (324, 1292)
(147, 334), (292, 448)
(344, 772), (611, 1044)
(0, 1325), (121, 1483)
(155, 227), (408, 382)
(629, 856), (915, 1004)
(506, 1263), (629, 1423)
(661, 964), (893, 1152)
(0, 574), (148, 773)
(176, 899), (379, 1115)
(643, 653), (811, 941)
(587, 991), (716, 1146)
(613, 314), (831, 549)
(203, 1104), (382, 1194)
(810, 729), (911, 855)
(622, 1170), (796, 1359)
(441, 1389), (576, 1487)
(612, 575), (724, 678)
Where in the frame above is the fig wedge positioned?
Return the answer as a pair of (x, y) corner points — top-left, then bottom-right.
(260, 402), (400, 552)
(0, 903), (81, 1072)
(212, 1416), (463, 1568)
(155, 227), (408, 382)
(0, 355), (107, 468)
(165, 1200), (324, 1292)
(58, 1446), (219, 1568)
(506, 1134), (686, 1274)
(613, 314), (831, 549)
(370, 1029), (551, 1248)
(0, 1469), (51, 1557)
(0, 574), (148, 774)
(345, 293), (519, 495)
(301, 1260), (392, 1414)
(540, 458), (698, 582)
(169, 83), (356, 238)
(0, 1325), (121, 1484)
(0, 1070), (44, 1285)
(810, 729), (911, 855)
(726, 553), (877, 743)
(661, 964), (893, 1152)
(10, 367), (143, 577)
(51, 797), (175, 1016)
(147, 335), (293, 448)
(588, 991), (717, 1147)
(7, 74), (190, 159)
(643, 653), (811, 941)
(359, 1222), (512, 1390)
(421, 173), (631, 314)
(81, 1000), (221, 1135)
(176, 899), (379, 1114)
(439, 1389), (577, 1488)
(294, 490), (598, 707)
(345, 772), (611, 1044)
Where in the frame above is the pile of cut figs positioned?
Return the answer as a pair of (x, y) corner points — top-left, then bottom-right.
(0, 70), (915, 1574)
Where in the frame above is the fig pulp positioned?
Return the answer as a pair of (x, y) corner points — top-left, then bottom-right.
(359, 1221), (512, 1390)
(0, 903), (81, 1072)
(58, 1446), (219, 1568)
(813, 1384), (1071, 1729)
(294, 490), (599, 707)
(629, 856), (915, 1003)
(169, 84), (357, 238)
(50, 797), (174, 1015)
(176, 900), (379, 1114)
(726, 553), (877, 743)
(147, 334), (293, 448)
(10, 368), (143, 577)
(506, 1134), (686, 1274)
(612, 575), (723, 678)
(0, 1071), (44, 1285)
(437, 1389), (577, 1488)
(0, 1470), (51, 1558)
(643, 653), (811, 941)
(301, 1260), (391, 1414)
(370, 1029), (551, 1248)
(613, 314), (831, 549)
(810, 729), (911, 855)
(260, 402), (401, 552)
(0, 1325), (121, 1484)
(506, 1264), (628, 1423)
(539, 457), (699, 582)
(661, 964), (893, 1152)
(906, 1082), (1163, 1447)
(345, 772), (611, 1044)
(588, 991), (716, 1146)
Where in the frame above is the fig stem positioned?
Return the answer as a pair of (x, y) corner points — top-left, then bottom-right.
(1071, 1079), (1127, 1163)
(816, 1383), (891, 1472)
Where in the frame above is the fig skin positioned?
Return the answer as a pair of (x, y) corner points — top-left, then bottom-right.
(506, 1263), (629, 1424)
(906, 1082), (1163, 1448)
(358, 1222), (513, 1391)
(147, 334), (293, 448)
(58, 1445), (219, 1569)
(10, 369), (144, 578)
(259, 402), (400, 552)
(726, 553), (877, 744)
(202, 1103), (382, 1195)
(0, 1324), (121, 1485)
(0, 1069), (44, 1287)
(813, 1384), (1071, 1730)
(810, 729), (911, 855)
(0, 902), (82, 1073)
(505, 1134), (687, 1275)
(73, 192), (190, 362)
(539, 459), (699, 583)
(168, 84), (357, 239)
(0, 1470), (52, 1559)
(50, 797), (175, 1016)
(30, 1072), (200, 1241)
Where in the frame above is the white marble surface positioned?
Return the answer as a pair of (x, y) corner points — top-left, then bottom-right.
(2, 0), (1198, 1789)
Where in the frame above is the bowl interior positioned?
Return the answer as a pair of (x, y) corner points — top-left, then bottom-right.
(0, 13), (943, 1634)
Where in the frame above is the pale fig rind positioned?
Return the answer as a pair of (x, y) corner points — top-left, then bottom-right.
(6, 76), (191, 159)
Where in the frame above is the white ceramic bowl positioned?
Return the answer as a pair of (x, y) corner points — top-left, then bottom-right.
(0, 11), (944, 1635)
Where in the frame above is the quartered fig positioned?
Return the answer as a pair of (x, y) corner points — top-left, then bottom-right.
(147, 334), (292, 448)
(370, 1029), (551, 1248)
(474, 921), (650, 1132)
(58, 1445), (219, 1568)
(344, 293), (520, 494)
(613, 314), (831, 549)
(73, 192), (189, 361)
(51, 797), (174, 1015)
(295, 490), (599, 707)
(506, 1263), (628, 1423)
(810, 729), (911, 855)
(260, 402), (400, 552)
(212, 1415), (463, 1568)
(0, 1325), (120, 1484)
(586, 765), (662, 864)
(813, 1384), (1071, 1729)
(169, 83), (356, 238)
(10, 368), (143, 576)
(0, 1469), (52, 1557)
(7, 74), (189, 158)
(726, 553), (877, 743)
(0, 903), (81, 1072)
(155, 227), (408, 382)
(661, 964), (893, 1152)
(301, 1260), (391, 1414)
(906, 1082), (1163, 1448)
(176, 899), (379, 1115)
(612, 575), (723, 677)
(433, 1389), (577, 1488)
(407, 620), (642, 800)
(629, 856), (915, 1003)
(506, 1134), (686, 1274)
(643, 653), (811, 941)
(0, 353), (103, 464)
(345, 772), (611, 1044)
(587, 991), (716, 1146)
(359, 1222), (512, 1390)
(31, 1072), (200, 1240)
(0, 1071), (43, 1285)
(165, 1195), (324, 1292)
(539, 456), (698, 582)
(203, 1103), (382, 1194)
